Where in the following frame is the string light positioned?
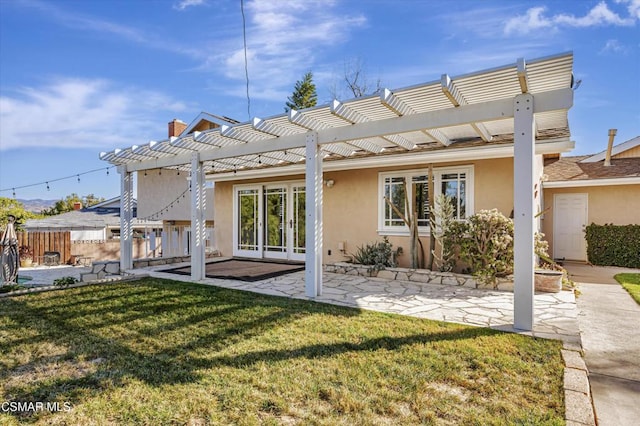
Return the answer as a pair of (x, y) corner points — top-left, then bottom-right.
(138, 186), (190, 221)
(0, 166), (115, 194)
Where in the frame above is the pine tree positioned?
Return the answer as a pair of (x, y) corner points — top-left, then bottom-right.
(285, 71), (317, 112)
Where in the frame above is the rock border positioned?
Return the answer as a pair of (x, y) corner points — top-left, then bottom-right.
(325, 262), (514, 291)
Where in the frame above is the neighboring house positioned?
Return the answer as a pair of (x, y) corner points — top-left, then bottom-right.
(101, 52), (576, 330)
(24, 196), (161, 242)
(542, 135), (640, 261)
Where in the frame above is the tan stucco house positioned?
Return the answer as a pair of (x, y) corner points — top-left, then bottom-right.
(542, 135), (640, 261)
(100, 52), (577, 330)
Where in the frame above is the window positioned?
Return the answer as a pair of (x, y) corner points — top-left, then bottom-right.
(378, 166), (473, 235)
(438, 170), (467, 220)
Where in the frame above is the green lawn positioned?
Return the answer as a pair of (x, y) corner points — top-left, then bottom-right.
(615, 273), (640, 305)
(0, 278), (565, 425)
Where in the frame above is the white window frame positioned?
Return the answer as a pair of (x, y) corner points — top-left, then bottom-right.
(377, 165), (474, 236)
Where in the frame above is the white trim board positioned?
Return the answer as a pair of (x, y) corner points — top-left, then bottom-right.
(543, 177), (640, 188)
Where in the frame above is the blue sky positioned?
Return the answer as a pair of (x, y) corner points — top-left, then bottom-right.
(1, 0), (638, 201)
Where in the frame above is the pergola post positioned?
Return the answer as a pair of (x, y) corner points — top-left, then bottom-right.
(513, 94), (535, 331)
(305, 131), (322, 297)
(118, 165), (134, 271)
(190, 153), (206, 281)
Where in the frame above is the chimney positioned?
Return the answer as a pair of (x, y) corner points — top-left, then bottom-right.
(604, 128), (617, 167)
(73, 202), (82, 211)
(168, 119), (187, 138)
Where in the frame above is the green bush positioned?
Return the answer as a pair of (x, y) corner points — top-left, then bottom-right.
(53, 276), (79, 287)
(445, 209), (514, 285)
(351, 237), (398, 271)
(0, 284), (25, 293)
(585, 223), (640, 268)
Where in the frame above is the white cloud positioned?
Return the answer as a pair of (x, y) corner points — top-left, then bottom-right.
(0, 78), (188, 151)
(616, 0), (640, 18)
(215, 0), (367, 103)
(600, 38), (630, 53)
(173, 0), (207, 11)
(505, 1), (637, 35)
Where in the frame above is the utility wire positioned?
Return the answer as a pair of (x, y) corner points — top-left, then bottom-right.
(240, 0), (251, 119)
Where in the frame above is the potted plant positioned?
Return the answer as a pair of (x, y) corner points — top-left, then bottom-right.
(535, 237), (565, 293)
(19, 246), (34, 267)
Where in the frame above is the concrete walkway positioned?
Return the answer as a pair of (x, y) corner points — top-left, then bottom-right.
(564, 262), (640, 426)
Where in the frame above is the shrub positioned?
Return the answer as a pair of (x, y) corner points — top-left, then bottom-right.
(351, 237), (397, 271)
(0, 284), (25, 293)
(585, 223), (640, 268)
(53, 276), (79, 287)
(445, 209), (514, 285)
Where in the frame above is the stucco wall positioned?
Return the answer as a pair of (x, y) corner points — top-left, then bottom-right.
(137, 168), (214, 220)
(214, 157), (515, 267)
(71, 239), (149, 262)
(541, 184), (640, 257)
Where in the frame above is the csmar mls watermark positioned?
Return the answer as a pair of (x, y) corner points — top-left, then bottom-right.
(2, 401), (72, 413)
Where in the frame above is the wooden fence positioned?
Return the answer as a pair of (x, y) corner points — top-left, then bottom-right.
(17, 231), (72, 265)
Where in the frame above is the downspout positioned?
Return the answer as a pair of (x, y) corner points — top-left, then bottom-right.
(604, 128), (617, 167)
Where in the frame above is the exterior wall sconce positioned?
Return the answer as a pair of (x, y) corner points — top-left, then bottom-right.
(324, 179), (335, 188)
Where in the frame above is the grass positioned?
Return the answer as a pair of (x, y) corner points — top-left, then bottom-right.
(615, 273), (640, 305)
(0, 278), (565, 425)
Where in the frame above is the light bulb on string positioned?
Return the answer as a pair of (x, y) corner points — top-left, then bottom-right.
(106, 168), (110, 176)
(12, 188), (16, 198)
(77, 174), (80, 183)
(46, 182), (50, 191)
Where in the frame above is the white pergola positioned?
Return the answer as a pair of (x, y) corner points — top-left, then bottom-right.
(101, 52), (575, 331)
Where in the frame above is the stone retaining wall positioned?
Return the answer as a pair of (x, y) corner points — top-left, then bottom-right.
(324, 262), (514, 291)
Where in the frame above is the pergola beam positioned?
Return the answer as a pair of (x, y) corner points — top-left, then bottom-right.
(380, 88), (414, 116)
(289, 109), (329, 131)
(423, 129), (450, 147)
(119, 88), (572, 173)
(330, 99), (369, 124)
(441, 74), (493, 142)
(381, 134), (417, 150)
